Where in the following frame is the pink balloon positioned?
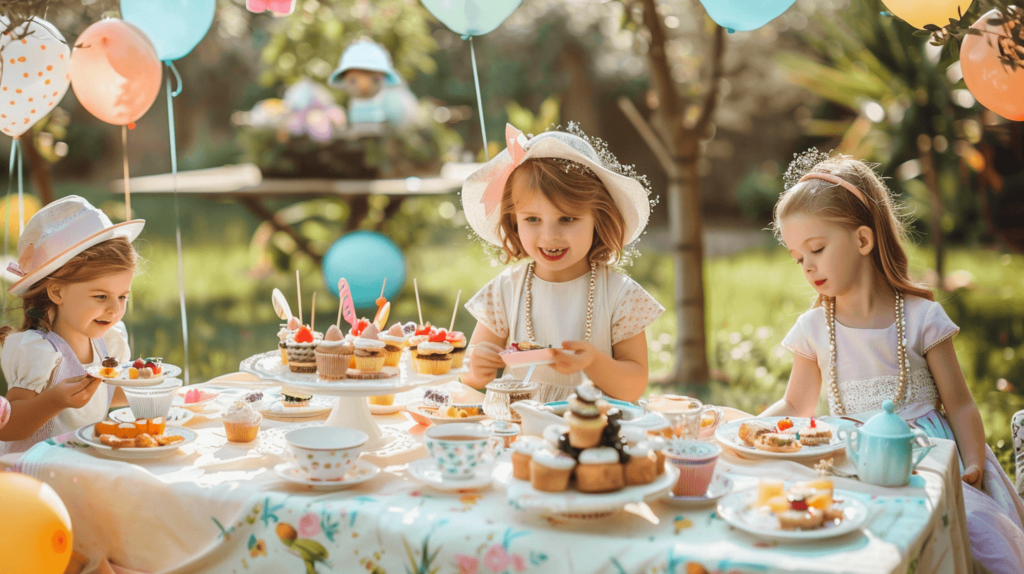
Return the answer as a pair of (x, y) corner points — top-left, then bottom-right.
(70, 19), (162, 126)
(961, 9), (1024, 121)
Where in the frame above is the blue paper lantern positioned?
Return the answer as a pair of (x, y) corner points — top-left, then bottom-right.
(322, 232), (406, 309)
(121, 0), (216, 61)
(420, 0), (523, 37)
(698, 0), (796, 33)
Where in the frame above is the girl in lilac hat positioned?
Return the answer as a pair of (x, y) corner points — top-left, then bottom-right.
(0, 196), (143, 453)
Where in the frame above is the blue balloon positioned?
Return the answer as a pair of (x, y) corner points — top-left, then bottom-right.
(698, 0), (796, 33)
(420, 0), (523, 37)
(121, 0), (216, 61)
(322, 232), (406, 309)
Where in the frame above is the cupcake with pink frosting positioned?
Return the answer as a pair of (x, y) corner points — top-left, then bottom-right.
(316, 324), (355, 380)
(379, 323), (408, 367)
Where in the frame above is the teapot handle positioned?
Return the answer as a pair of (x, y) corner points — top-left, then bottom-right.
(638, 399), (649, 415)
(911, 428), (934, 469)
(839, 427), (860, 468)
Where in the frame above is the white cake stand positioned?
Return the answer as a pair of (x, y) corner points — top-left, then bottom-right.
(240, 350), (464, 450)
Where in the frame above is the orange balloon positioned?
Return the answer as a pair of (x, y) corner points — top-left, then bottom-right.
(0, 472), (73, 574)
(961, 9), (1024, 121)
(70, 19), (161, 126)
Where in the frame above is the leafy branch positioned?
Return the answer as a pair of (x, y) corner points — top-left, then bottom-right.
(0, 0), (115, 37)
(918, 1), (1024, 69)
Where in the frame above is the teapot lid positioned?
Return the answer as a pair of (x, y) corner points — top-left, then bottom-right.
(860, 400), (914, 437)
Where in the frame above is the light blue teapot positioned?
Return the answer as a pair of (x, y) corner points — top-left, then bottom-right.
(836, 400), (933, 487)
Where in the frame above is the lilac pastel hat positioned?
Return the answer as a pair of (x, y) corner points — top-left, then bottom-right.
(7, 195), (144, 296)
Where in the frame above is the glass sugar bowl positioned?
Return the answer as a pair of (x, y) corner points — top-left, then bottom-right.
(483, 376), (538, 423)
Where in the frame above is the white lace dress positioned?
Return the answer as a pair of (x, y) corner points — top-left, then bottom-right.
(464, 263), (664, 403)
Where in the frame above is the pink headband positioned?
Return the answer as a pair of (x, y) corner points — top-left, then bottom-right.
(799, 173), (869, 208)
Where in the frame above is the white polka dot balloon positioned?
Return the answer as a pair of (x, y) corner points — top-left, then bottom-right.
(0, 17), (71, 139)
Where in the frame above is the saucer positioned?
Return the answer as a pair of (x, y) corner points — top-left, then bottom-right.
(408, 458), (494, 492)
(662, 474), (734, 508)
(368, 401), (403, 415)
(110, 406), (194, 426)
(274, 459), (380, 490)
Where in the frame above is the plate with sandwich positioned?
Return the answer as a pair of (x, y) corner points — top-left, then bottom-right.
(714, 416), (847, 460)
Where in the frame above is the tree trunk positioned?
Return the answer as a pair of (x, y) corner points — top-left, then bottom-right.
(917, 134), (944, 287)
(673, 146), (709, 385)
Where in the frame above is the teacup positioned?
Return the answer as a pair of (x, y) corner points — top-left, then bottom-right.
(425, 423), (500, 480)
(641, 395), (722, 440)
(664, 439), (721, 496)
(285, 427), (367, 481)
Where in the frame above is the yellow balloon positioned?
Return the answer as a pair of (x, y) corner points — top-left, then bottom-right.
(0, 194), (42, 242)
(882, 0), (974, 29)
(0, 472), (73, 574)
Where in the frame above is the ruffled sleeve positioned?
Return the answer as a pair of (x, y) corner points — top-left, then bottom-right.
(922, 301), (959, 354)
(102, 321), (131, 364)
(782, 311), (817, 361)
(1, 331), (59, 394)
(610, 277), (665, 345)
(464, 270), (510, 339)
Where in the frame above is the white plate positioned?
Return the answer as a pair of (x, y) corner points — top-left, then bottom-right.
(75, 424), (197, 460)
(274, 459), (380, 490)
(661, 474), (734, 508)
(405, 399), (487, 425)
(258, 395), (335, 418)
(716, 487), (869, 541)
(109, 407), (194, 426)
(507, 464), (679, 516)
(368, 401), (402, 415)
(86, 363), (182, 387)
(500, 348), (578, 368)
(408, 458), (494, 492)
(173, 390), (221, 411)
(715, 417), (846, 460)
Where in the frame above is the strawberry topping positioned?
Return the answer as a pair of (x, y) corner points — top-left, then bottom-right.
(428, 328), (447, 343)
(351, 318), (370, 337)
(295, 326), (314, 343)
(415, 323), (433, 336)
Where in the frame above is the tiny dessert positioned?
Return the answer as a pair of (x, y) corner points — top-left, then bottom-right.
(98, 357), (120, 379)
(413, 329), (454, 375)
(755, 433), (803, 453)
(353, 325), (387, 373)
(755, 479), (844, 530)
(379, 323), (408, 368)
(316, 324), (354, 380)
(623, 444), (659, 486)
(95, 417), (183, 448)
(368, 394), (395, 406)
(529, 448), (576, 492)
(423, 387), (450, 408)
(281, 390), (312, 408)
(738, 419), (776, 446)
(638, 437), (668, 474)
(285, 325), (319, 373)
(439, 405), (482, 418)
(184, 388), (217, 404)
(279, 316), (301, 365)
(511, 436), (547, 480)
(542, 424), (570, 447)
(127, 357), (163, 380)
(563, 381), (607, 449)
(795, 418), (833, 446)
(575, 446), (626, 493)
(222, 400), (262, 443)
(446, 330), (467, 369)
(243, 391), (264, 408)
(407, 323), (433, 359)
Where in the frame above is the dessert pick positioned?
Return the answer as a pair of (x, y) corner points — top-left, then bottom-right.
(373, 277), (390, 331)
(295, 270), (303, 325)
(449, 289), (462, 332)
(310, 292), (316, 334)
(272, 288), (293, 321)
(337, 278), (357, 329)
(413, 278), (424, 326)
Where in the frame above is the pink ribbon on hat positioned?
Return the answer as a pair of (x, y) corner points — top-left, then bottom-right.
(481, 124), (529, 217)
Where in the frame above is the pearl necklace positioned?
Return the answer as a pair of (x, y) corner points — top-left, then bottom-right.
(524, 261), (596, 343)
(825, 292), (908, 416)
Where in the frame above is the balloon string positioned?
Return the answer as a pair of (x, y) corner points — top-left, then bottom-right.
(469, 36), (489, 161)
(167, 67), (190, 384)
(16, 137), (22, 237)
(122, 125), (130, 220)
(3, 140), (17, 324)
(168, 60), (183, 98)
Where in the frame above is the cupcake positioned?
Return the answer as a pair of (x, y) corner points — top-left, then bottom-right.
(379, 323), (408, 368)
(406, 334), (428, 362)
(511, 436), (548, 481)
(316, 325), (354, 380)
(353, 325), (387, 372)
(575, 446), (625, 493)
(638, 437), (668, 475)
(284, 325), (319, 373)
(446, 330), (467, 369)
(414, 329), (454, 375)
(368, 394), (395, 406)
(281, 391), (311, 408)
(222, 400), (262, 443)
(623, 444), (658, 486)
(563, 381), (607, 449)
(529, 448), (576, 492)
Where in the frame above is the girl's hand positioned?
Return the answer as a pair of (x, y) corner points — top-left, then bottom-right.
(962, 464), (984, 489)
(468, 342), (505, 385)
(552, 341), (597, 375)
(51, 374), (102, 409)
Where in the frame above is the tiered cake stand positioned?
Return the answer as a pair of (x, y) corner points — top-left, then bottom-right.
(240, 350), (466, 450)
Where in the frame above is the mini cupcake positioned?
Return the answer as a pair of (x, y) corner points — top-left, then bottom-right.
(222, 400), (262, 442)
(638, 437), (668, 475)
(414, 338), (454, 375)
(278, 319), (295, 365)
(368, 394), (395, 406)
(446, 331), (467, 369)
(353, 325), (387, 372)
(285, 325), (319, 373)
(511, 436), (548, 481)
(316, 325), (354, 380)
(575, 446), (625, 493)
(281, 391), (311, 408)
(623, 444), (658, 486)
(379, 323), (408, 368)
(406, 334), (429, 362)
(563, 381), (607, 449)
(529, 448), (576, 492)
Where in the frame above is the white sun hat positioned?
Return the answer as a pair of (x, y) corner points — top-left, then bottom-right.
(7, 195), (144, 296)
(461, 124), (651, 249)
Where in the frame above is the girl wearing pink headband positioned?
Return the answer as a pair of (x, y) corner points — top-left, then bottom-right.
(767, 149), (1024, 571)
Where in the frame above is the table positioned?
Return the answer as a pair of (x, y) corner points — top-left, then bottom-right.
(1, 375), (972, 574)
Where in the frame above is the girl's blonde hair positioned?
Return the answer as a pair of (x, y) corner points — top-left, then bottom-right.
(498, 158), (626, 265)
(772, 155), (933, 307)
(0, 237), (138, 344)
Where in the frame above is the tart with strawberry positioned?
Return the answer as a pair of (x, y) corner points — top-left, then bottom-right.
(413, 328), (454, 375)
(284, 325), (319, 373)
(127, 357), (163, 380)
(446, 330), (467, 369)
(406, 322), (433, 361)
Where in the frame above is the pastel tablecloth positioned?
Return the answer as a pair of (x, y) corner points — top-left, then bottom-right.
(0, 375), (972, 574)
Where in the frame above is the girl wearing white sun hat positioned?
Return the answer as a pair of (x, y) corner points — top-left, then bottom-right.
(0, 196), (143, 453)
(461, 124), (664, 403)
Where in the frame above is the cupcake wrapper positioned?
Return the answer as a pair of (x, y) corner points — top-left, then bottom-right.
(279, 343), (289, 366)
(316, 351), (352, 380)
(383, 347), (402, 368)
(354, 354), (386, 372)
(223, 419), (260, 443)
(287, 362), (317, 374)
(368, 394), (395, 406)
(450, 347), (467, 369)
(670, 458), (717, 496)
(414, 355), (452, 375)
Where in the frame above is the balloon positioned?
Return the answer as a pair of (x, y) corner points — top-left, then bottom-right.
(70, 19), (162, 126)
(0, 472), (73, 574)
(322, 231), (405, 309)
(881, 0), (973, 30)
(247, 0), (297, 17)
(120, 0), (216, 61)
(698, 0), (797, 33)
(0, 17), (72, 138)
(420, 0), (523, 37)
(960, 9), (1024, 121)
